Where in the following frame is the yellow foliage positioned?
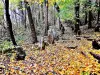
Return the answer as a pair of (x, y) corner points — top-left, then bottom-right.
(0, 32), (100, 74)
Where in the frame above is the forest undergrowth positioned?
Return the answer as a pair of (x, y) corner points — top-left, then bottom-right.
(0, 32), (100, 75)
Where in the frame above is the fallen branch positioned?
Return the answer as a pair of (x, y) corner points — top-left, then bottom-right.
(90, 52), (100, 61)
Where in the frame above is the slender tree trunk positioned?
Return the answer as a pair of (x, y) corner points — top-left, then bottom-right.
(58, 17), (61, 30)
(97, 1), (100, 24)
(85, 11), (87, 24)
(88, 11), (92, 28)
(84, 2), (88, 24)
(41, 3), (44, 22)
(13, 10), (18, 27)
(95, 0), (100, 32)
(74, 0), (80, 34)
(38, 4), (40, 22)
(40, 3), (44, 24)
(24, 1), (37, 43)
(24, 9), (27, 29)
(44, 0), (49, 36)
(53, 5), (56, 25)
(23, 3), (27, 29)
(18, 1), (24, 25)
(5, 0), (17, 45)
(54, 2), (61, 29)
(88, 0), (92, 28)
(22, 1), (27, 29)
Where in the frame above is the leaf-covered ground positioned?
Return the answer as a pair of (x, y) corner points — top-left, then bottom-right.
(0, 33), (100, 75)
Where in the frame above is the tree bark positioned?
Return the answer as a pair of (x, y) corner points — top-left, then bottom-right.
(18, 1), (27, 29)
(53, 5), (56, 26)
(88, 11), (92, 28)
(88, 0), (93, 28)
(41, 3), (44, 22)
(94, 0), (100, 32)
(74, 0), (80, 34)
(5, 0), (17, 46)
(54, 2), (61, 29)
(97, 0), (100, 24)
(24, 1), (37, 43)
(44, 0), (49, 36)
(40, 3), (44, 24)
(84, 2), (88, 24)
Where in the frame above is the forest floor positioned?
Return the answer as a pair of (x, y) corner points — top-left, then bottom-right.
(0, 31), (100, 75)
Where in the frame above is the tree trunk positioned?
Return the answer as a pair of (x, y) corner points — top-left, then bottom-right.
(74, 0), (80, 34)
(94, 0), (100, 32)
(84, 2), (88, 24)
(13, 10), (18, 27)
(85, 11), (87, 24)
(18, 1), (25, 25)
(53, 5), (56, 26)
(40, 3), (44, 24)
(24, 1), (37, 43)
(5, 0), (17, 46)
(88, 0), (92, 28)
(97, 1), (100, 24)
(41, 3), (44, 22)
(54, 2), (61, 29)
(44, 0), (49, 36)
(88, 11), (92, 28)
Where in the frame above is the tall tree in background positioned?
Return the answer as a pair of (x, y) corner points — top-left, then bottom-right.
(74, 0), (80, 34)
(54, 2), (61, 30)
(97, 0), (100, 24)
(24, 0), (37, 43)
(18, 1), (26, 27)
(54, 2), (65, 34)
(53, 3), (56, 26)
(88, 0), (93, 28)
(95, 0), (100, 32)
(5, 0), (17, 45)
(44, 0), (49, 36)
(40, 3), (44, 24)
(84, 1), (88, 24)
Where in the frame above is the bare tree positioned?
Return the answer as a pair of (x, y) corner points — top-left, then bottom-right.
(97, 0), (100, 24)
(95, 0), (100, 32)
(44, 0), (49, 36)
(88, 0), (93, 28)
(24, 1), (37, 43)
(5, 0), (17, 45)
(84, 1), (88, 24)
(74, 0), (81, 35)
